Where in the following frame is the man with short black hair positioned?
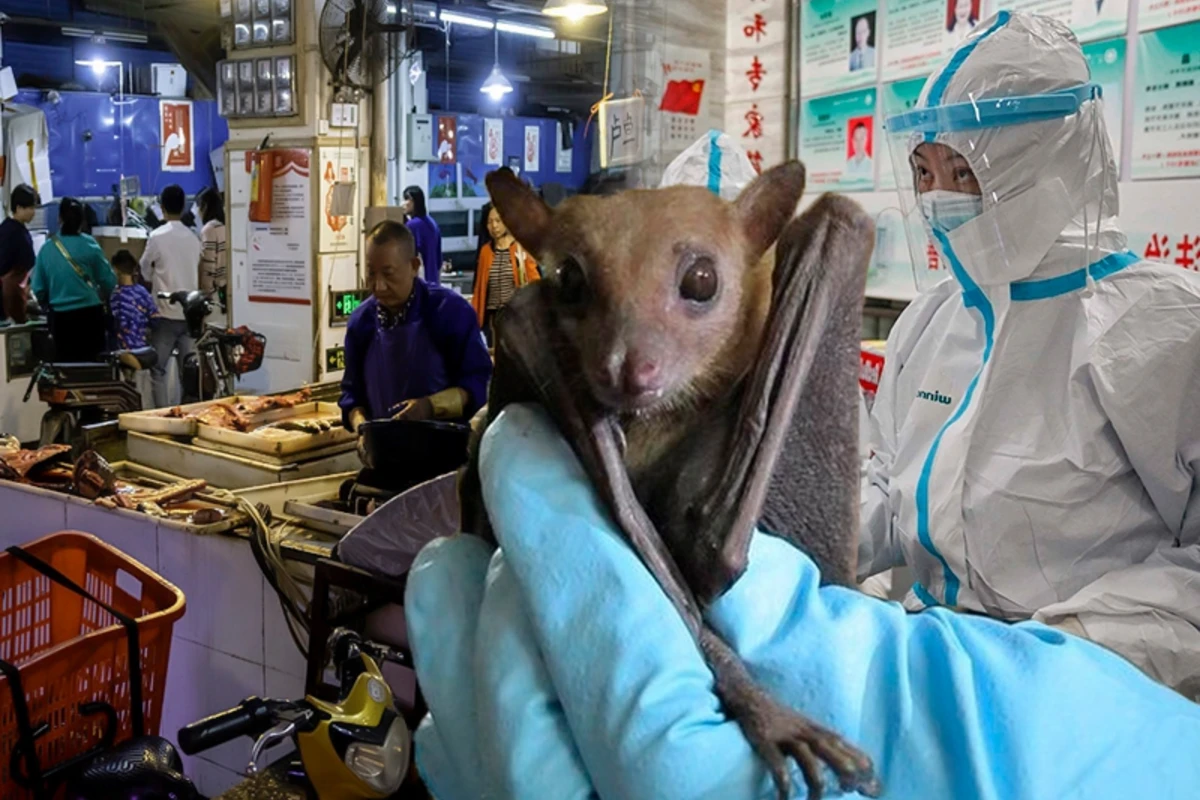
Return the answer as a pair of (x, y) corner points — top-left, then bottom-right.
(339, 220), (491, 433)
(0, 184), (40, 324)
(141, 184), (202, 406)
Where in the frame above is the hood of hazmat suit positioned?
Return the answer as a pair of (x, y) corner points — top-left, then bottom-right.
(863, 10), (1200, 696)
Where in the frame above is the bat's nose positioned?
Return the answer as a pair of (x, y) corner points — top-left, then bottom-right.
(620, 354), (662, 397)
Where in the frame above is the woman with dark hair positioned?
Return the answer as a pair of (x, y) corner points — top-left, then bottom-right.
(471, 203), (539, 347)
(403, 185), (442, 286)
(198, 187), (227, 308)
(30, 197), (116, 362)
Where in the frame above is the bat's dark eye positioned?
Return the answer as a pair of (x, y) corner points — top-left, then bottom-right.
(556, 257), (587, 305)
(679, 258), (718, 303)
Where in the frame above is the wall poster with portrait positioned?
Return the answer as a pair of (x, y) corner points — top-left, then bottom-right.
(800, 0), (882, 97)
(799, 87), (879, 192)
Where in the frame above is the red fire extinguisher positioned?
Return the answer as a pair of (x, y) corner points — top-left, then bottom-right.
(248, 136), (273, 223)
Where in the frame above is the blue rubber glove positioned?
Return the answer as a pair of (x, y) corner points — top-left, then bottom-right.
(405, 404), (1200, 800)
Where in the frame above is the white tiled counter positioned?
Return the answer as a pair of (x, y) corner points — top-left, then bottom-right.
(0, 480), (317, 797)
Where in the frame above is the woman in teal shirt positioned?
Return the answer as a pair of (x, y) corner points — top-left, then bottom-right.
(31, 197), (116, 362)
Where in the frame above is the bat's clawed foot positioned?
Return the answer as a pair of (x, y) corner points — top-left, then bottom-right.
(722, 676), (881, 800)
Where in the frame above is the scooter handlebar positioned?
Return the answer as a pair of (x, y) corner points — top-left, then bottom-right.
(177, 697), (274, 755)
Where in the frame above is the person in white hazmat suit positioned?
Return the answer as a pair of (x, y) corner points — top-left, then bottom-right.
(864, 9), (1200, 697)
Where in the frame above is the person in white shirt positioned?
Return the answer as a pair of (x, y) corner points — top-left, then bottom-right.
(845, 121), (874, 181)
(141, 184), (202, 408)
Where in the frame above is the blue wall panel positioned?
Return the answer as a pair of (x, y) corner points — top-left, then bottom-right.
(15, 90), (229, 199)
(428, 113), (591, 197)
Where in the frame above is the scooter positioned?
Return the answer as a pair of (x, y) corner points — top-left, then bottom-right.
(159, 290), (265, 403)
(177, 628), (414, 799)
(52, 629), (413, 800)
(22, 346), (156, 450)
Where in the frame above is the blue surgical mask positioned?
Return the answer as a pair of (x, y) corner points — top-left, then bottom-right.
(920, 189), (983, 233)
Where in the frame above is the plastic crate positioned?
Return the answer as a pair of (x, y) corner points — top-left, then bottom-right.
(0, 531), (186, 798)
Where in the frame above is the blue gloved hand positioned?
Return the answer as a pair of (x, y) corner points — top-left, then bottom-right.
(405, 404), (1200, 800)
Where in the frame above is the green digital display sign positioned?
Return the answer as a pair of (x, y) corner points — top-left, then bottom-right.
(329, 288), (372, 325)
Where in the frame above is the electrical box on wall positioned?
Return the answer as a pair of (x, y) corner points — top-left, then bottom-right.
(151, 64), (188, 97)
(408, 114), (436, 162)
(330, 102), (359, 128)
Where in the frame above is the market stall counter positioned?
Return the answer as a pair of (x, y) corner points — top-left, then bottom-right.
(119, 389), (360, 488)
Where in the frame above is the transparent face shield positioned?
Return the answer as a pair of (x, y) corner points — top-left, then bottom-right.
(884, 82), (1104, 294)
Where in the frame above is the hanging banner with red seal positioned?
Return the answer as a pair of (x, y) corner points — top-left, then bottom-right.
(160, 100), (194, 172)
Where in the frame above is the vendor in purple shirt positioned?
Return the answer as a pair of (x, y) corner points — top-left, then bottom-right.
(339, 220), (491, 433)
(403, 185), (442, 286)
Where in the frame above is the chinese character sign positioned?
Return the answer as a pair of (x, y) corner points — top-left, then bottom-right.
(160, 100), (194, 172)
(485, 118), (503, 166)
(524, 125), (540, 173)
(600, 97), (645, 169)
(725, 0), (787, 172)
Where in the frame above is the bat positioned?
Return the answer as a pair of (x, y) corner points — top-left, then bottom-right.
(459, 162), (879, 799)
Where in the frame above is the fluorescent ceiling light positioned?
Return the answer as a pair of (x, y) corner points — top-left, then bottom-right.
(497, 21), (555, 39)
(440, 10), (493, 28)
(63, 26), (148, 43)
(542, 0), (608, 20)
(386, 3), (397, 12)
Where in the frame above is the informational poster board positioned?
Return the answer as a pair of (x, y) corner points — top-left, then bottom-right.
(1131, 21), (1200, 180)
(484, 119), (503, 166)
(659, 45), (713, 149)
(160, 99), (194, 172)
(800, 88), (879, 191)
(246, 148), (311, 304)
(318, 146), (358, 252)
(982, 0), (1128, 43)
(1137, 0), (1200, 32)
(800, 0), (881, 97)
(883, 0), (979, 81)
(523, 125), (540, 173)
(1082, 37), (1127, 173)
(877, 77), (927, 190)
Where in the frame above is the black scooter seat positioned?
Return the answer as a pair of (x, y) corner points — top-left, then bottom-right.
(109, 346), (158, 370)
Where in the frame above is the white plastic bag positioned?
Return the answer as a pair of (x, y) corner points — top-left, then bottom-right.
(659, 129), (760, 201)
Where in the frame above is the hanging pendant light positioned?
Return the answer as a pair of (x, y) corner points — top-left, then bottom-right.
(480, 28), (513, 101)
(542, 0), (608, 21)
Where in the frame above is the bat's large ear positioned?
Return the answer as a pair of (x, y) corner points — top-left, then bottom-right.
(486, 170), (552, 257)
(733, 161), (806, 260)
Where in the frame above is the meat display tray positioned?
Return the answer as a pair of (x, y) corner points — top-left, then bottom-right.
(194, 402), (352, 457)
(118, 396), (254, 437)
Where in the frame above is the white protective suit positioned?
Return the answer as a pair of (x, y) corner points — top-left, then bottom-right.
(863, 11), (1200, 694)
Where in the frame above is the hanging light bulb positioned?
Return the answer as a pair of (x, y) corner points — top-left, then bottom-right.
(480, 29), (513, 101)
(542, 0), (608, 21)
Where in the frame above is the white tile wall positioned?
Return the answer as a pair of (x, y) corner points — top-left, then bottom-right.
(65, 503), (159, 572)
(160, 528), (266, 664)
(161, 636), (265, 774)
(0, 483), (67, 548)
(263, 580), (308, 679)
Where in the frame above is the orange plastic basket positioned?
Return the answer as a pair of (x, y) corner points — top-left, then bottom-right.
(0, 531), (186, 799)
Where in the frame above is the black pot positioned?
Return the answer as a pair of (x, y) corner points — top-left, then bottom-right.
(358, 419), (470, 492)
